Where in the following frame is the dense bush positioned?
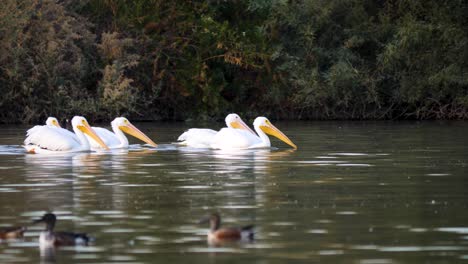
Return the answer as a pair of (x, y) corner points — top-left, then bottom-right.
(0, 0), (467, 123)
(267, 0), (468, 119)
(0, 1), (98, 123)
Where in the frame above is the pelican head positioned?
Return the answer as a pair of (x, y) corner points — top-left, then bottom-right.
(112, 117), (157, 147)
(46, 117), (61, 128)
(254, 117), (297, 149)
(225, 113), (255, 134)
(72, 116), (110, 150)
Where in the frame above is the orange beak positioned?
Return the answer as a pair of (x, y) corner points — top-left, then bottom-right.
(260, 123), (297, 149)
(119, 123), (157, 147)
(230, 119), (256, 135)
(78, 123), (110, 150)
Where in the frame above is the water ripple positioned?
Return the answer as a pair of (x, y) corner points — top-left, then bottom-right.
(378, 246), (468, 252)
(435, 227), (468, 234)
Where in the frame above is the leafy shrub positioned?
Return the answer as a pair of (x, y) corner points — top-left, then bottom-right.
(1, 0), (467, 123)
(0, 0), (97, 123)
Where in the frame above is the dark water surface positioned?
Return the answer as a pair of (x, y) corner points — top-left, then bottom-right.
(0, 121), (467, 263)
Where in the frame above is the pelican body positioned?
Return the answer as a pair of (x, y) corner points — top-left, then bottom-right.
(33, 213), (90, 247)
(177, 113), (255, 148)
(211, 117), (297, 149)
(199, 213), (254, 245)
(85, 117), (157, 149)
(24, 117), (62, 137)
(24, 116), (109, 153)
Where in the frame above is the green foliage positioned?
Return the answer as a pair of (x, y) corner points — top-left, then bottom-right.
(0, 0), (98, 123)
(0, 0), (467, 123)
(76, 0), (271, 120)
(266, 0), (468, 119)
(378, 1), (468, 118)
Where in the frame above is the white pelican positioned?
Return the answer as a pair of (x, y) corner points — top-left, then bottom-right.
(24, 117), (62, 137)
(24, 117), (79, 146)
(45, 117), (61, 128)
(85, 117), (157, 149)
(24, 116), (109, 153)
(211, 117), (297, 149)
(177, 113), (255, 148)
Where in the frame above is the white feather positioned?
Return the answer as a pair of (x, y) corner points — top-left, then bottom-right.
(177, 129), (217, 148)
(211, 128), (260, 149)
(85, 117), (156, 149)
(177, 113), (254, 148)
(210, 117), (296, 150)
(23, 116), (107, 153)
(39, 232), (55, 247)
(89, 127), (121, 148)
(24, 126), (80, 152)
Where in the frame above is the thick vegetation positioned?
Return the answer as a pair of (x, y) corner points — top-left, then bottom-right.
(1, 0), (467, 123)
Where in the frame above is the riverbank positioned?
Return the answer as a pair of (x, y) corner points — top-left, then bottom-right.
(1, 1), (467, 124)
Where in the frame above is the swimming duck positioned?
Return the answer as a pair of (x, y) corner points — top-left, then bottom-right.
(33, 213), (91, 247)
(0, 226), (27, 240)
(199, 213), (254, 245)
